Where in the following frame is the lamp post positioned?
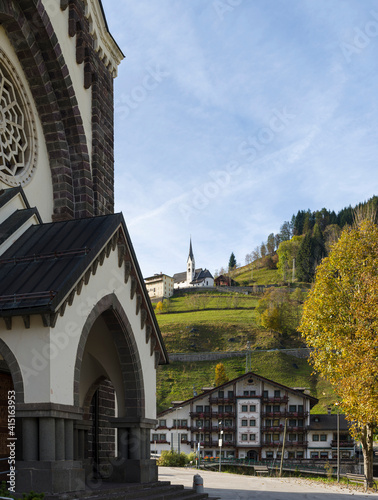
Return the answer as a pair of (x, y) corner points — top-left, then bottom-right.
(335, 402), (340, 483)
(328, 401), (340, 482)
(219, 430), (224, 472)
(175, 406), (182, 453)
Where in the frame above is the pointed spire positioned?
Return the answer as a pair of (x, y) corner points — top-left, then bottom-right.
(188, 237), (194, 261)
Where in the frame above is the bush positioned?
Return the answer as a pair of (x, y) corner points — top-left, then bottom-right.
(157, 450), (188, 467)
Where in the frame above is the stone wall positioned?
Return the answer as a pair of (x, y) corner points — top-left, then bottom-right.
(169, 348), (312, 363)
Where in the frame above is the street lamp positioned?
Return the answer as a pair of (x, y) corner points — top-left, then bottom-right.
(327, 401), (340, 482)
(219, 430), (224, 472)
(219, 420), (223, 472)
(335, 402), (340, 483)
(175, 406), (182, 453)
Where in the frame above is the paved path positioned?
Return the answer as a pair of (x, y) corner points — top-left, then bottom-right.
(159, 467), (378, 500)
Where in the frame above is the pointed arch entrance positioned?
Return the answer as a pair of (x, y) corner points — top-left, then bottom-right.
(75, 294), (156, 483)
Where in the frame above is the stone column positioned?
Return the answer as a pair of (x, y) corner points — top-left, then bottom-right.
(39, 417), (55, 461)
(22, 418), (38, 461)
(117, 427), (128, 460)
(55, 418), (65, 460)
(65, 419), (74, 460)
(15, 405), (84, 495)
(109, 417), (158, 483)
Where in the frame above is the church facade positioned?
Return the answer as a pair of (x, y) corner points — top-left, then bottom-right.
(173, 240), (214, 289)
(0, 1), (167, 495)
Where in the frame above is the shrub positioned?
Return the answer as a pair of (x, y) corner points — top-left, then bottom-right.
(157, 450), (188, 467)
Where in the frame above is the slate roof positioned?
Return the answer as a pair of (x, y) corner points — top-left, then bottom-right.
(191, 268), (213, 284)
(173, 268), (200, 283)
(0, 187), (28, 209)
(0, 209), (41, 246)
(0, 214), (123, 315)
(310, 414), (350, 431)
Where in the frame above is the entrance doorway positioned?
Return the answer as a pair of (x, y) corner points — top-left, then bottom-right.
(247, 449), (258, 461)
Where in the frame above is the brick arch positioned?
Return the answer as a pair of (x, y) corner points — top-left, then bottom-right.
(74, 294), (145, 418)
(0, 338), (24, 403)
(0, 1), (94, 220)
(82, 375), (109, 418)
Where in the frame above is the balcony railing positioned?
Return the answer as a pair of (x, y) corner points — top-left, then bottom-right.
(261, 426), (284, 433)
(261, 412), (285, 418)
(261, 440), (308, 448)
(190, 426), (212, 432)
(190, 439), (236, 448)
(150, 439), (170, 444)
(262, 396), (289, 404)
(287, 426), (307, 433)
(261, 411), (308, 418)
(190, 411), (212, 418)
(212, 425), (236, 432)
(209, 397), (236, 404)
(331, 440), (354, 448)
(211, 411), (236, 418)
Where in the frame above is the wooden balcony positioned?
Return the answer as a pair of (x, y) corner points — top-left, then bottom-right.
(331, 440), (354, 448)
(190, 411), (212, 418)
(262, 440), (308, 448)
(262, 396), (288, 404)
(209, 396), (236, 404)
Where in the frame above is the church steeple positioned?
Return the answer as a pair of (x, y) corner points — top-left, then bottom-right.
(187, 238), (195, 283)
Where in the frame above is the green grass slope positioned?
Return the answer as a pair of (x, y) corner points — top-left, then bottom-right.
(157, 351), (335, 414)
(155, 293), (304, 352)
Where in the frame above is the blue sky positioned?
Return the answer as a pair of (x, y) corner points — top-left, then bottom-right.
(102, 0), (378, 278)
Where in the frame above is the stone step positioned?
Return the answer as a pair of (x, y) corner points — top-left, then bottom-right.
(44, 480), (217, 500)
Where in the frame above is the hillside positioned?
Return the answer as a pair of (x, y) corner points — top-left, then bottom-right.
(155, 291), (304, 353)
(156, 351), (335, 414)
(154, 289), (333, 415)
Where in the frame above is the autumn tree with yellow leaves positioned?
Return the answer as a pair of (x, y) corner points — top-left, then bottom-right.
(300, 219), (378, 486)
(215, 363), (229, 387)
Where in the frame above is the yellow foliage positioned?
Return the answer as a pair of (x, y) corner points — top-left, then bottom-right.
(155, 301), (164, 314)
(300, 220), (378, 483)
(215, 362), (229, 386)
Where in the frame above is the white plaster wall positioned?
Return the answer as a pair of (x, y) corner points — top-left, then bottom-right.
(237, 398), (260, 446)
(0, 28), (53, 222)
(0, 315), (52, 403)
(0, 247), (157, 420)
(41, 1), (93, 165)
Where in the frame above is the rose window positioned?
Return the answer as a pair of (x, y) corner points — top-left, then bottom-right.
(0, 50), (37, 186)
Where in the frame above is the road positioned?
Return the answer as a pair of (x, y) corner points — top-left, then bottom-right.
(159, 466), (378, 500)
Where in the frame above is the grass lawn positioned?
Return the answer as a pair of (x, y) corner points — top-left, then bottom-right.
(157, 351), (326, 413)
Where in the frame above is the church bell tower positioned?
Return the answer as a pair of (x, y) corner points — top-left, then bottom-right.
(187, 238), (195, 283)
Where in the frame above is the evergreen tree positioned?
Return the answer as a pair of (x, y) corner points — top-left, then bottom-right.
(293, 210), (306, 235)
(228, 252), (236, 270)
(312, 223), (325, 265)
(296, 232), (314, 282)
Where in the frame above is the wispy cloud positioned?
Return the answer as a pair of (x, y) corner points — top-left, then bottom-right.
(104, 0), (378, 277)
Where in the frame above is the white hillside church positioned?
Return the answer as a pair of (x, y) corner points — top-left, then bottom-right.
(173, 240), (214, 289)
